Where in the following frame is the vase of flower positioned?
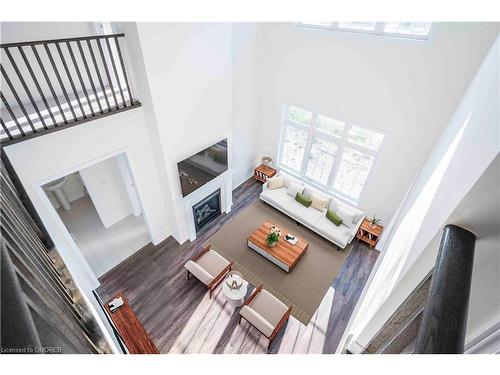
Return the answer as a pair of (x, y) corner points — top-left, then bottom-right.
(266, 226), (281, 247)
(370, 215), (381, 228)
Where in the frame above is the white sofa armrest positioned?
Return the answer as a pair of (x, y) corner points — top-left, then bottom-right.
(262, 180), (269, 191)
(348, 214), (365, 242)
(240, 305), (275, 337)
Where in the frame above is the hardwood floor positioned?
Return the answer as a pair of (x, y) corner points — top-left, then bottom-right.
(97, 178), (379, 354)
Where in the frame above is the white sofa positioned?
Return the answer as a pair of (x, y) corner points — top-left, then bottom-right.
(260, 172), (365, 249)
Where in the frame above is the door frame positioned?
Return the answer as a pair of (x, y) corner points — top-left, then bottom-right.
(32, 148), (154, 282)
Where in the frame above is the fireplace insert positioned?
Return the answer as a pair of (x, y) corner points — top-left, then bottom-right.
(192, 189), (221, 233)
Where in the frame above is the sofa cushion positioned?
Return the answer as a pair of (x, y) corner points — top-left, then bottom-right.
(328, 197), (340, 212)
(184, 260), (214, 285)
(311, 193), (329, 211)
(287, 181), (304, 197)
(196, 249), (230, 278)
(240, 306), (275, 337)
(281, 173), (300, 188)
(268, 175), (284, 190)
(313, 216), (351, 248)
(329, 198), (364, 224)
(287, 201), (324, 227)
(336, 206), (357, 228)
(261, 187), (294, 210)
(295, 192), (312, 207)
(249, 289), (289, 327)
(326, 208), (343, 226)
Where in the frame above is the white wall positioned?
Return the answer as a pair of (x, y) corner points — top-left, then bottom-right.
(80, 156), (133, 228)
(343, 36), (500, 353)
(0, 22), (95, 43)
(231, 23), (264, 187)
(132, 23), (233, 242)
(255, 22), (499, 225)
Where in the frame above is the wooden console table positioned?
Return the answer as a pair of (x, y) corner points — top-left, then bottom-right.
(356, 218), (383, 249)
(253, 164), (277, 183)
(105, 293), (159, 354)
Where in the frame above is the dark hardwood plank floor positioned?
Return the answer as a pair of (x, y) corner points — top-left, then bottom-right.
(96, 178), (379, 354)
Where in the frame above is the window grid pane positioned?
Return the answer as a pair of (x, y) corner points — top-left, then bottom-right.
(281, 126), (308, 171)
(337, 22), (377, 31)
(299, 21), (332, 28)
(333, 148), (375, 199)
(306, 137), (338, 185)
(348, 125), (384, 151)
(297, 22), (432, 40)
(383, 22), (431, 36)
(287, 106), (312, 126)
(316, 115), (345, 138)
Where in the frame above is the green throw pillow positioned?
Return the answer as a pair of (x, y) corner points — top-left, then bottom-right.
(295, 192), (312, 207)
(326, 209), (343, 226)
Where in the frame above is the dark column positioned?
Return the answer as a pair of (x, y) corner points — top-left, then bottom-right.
(414, 224), (476, 354)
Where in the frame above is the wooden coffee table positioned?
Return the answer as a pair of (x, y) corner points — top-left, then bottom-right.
(247, 220), (309, 272)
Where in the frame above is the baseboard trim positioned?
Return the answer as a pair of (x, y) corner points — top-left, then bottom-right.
(465, 320), (500, 354)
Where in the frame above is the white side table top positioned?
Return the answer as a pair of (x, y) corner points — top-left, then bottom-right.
(222, 279), (248, 301)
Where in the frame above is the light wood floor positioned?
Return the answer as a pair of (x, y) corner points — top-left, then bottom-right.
(57, 195), (150, 278)
(97, 178), (379, 354)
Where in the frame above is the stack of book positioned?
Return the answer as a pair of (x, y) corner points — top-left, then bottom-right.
(108, 296), (124, 313)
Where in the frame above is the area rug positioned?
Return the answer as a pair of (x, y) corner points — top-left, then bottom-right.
(208, 200), (352, 325)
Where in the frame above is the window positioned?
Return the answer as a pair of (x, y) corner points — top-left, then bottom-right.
(317, 115), (345, 138)
(297, 22), (432, 40)
(383, 22), (432, 37)
(348, 126), (384, 151)
(278, 105), (384, 202)
(306, 138), (338, 185)
(333, 148), (375, 200)
(337, 22), (376, 31)
(280, 126), (308, 171)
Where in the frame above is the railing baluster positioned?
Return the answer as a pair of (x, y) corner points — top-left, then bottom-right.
(0, 64), (37, 134)
(1, 91), (26, 136)
(31, 45), (67, 125)
(44, 43), (78, 122)
(96, 38), (119, 110)
(17, 46), (58, 127)
(104, 37), (126, 108)
(4, 48), (48, 130)
(114, 36), (133, 106)
(86, 39), (111, 112)
(0, 34), (139, 144)
(66, 41), (95, 117)
(1, 117), (14, 140)
(55, 42), (87, 119)
(76, 40), (103, 114)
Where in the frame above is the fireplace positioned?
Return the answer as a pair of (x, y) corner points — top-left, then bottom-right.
(192, 189), (221, 233)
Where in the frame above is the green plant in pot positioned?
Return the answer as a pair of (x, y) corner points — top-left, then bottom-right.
(266, 226), (281, 247)
(370, 215), (381, 228)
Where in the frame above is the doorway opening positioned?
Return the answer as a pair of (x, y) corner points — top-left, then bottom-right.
(41, 153), (150, 278)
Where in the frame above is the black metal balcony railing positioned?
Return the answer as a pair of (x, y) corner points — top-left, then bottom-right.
(0, 33), (141, 144)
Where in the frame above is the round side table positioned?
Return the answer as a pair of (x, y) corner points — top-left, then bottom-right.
(222, 279), (248, 307)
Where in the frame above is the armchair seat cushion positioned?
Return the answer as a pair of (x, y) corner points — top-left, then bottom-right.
(184, 249), (231, 286)
(240, 306), (275, 337)
(249, 289), (289, 327)
(196, 249), (231, 278)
